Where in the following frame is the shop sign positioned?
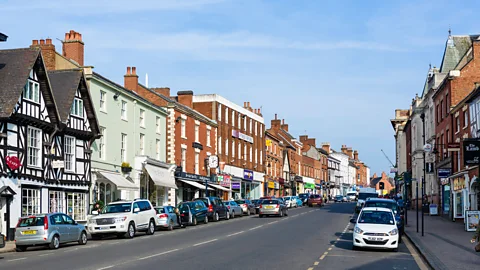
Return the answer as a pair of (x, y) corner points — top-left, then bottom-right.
(178, 172), (211, 182)
(266, 139), (272, 147)
(232, 130), (254, 143)
(51, 160), (65, 169)
(232, 182), (241, 189)
(438, 169), (451, 178)
(294, 176), (303, 182)
(243, 169), (254, 181)
(465, 210), (480, 232)
(218, 175), (231, 187)
(463, 139), (480, 166)
(274, 182), (279, 189)
(5, 156), (21, 171)
(268, 182), (275, 188)
(453, 177), (466, 191)
(440, 178), (449, 185)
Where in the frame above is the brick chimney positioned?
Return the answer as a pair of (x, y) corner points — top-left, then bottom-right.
(177, 91), (193, 108)
(30, 38), (56, 70)
(354, 150), (358, 160)
(124, 66), (138, 92)
(321, 142), (330, 153)
(381, 171), (387, 179)
(347, 147), (353, 159)
(257, 108), (262, 116)
(271, 114), (281, 129)
(152, 87), (170, 97)
(63, 30), (84, 66)
(373, 173), (377, 178)
(281, 119), (289, 132)
(299, 135), (308, 143)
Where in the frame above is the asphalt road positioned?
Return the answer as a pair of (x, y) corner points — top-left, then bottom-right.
(0, 202), (428, 270)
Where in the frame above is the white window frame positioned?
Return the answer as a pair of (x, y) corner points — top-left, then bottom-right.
(232, 140), (235, 158)
(71, 98), (84, 117)
(232, 111), (235, 127)
(195, 124), (199, 143)
(156, 116), (161, 134)
(225, 139), (229, 156)
(121, 101), (127, 120)
(260, 150), (263, 165)
(139, 133), (145, 155)
(244, 144), (247, 160)
(99, 90), (106, 112)
(260, 125), (263, 138)
(464, 110), (468, 128)
(218, 104), (222, 121)
(218, 137), (222, 154)
(67, 192), (86, 221)
(237, 114), (241, 129)
(249, 119), (252, 134)
(64, 135), (76, 172)
(249, 145), (252, 162)
(195, 153), (200, 174)
(225, 108), (229, 124)
(255, 149), (258, 164)
(22, 188), (41, 216)
(206, 129), (211, 147)
(27, 126), (41, 168)
(139, 109), (145, 127)
(121, 133), (127, 162)
(254, 122), (257, 136)
(156, 139), (161, 160)
(238, 143), (241, 159)
(181, 148), (187, 171)
(181, 119), (186, 138)
(23, 79), (40, 103)
(99, 127), (106, 160)
(49, 190), (65, 213)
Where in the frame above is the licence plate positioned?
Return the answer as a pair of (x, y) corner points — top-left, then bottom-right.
(367, 237), (383, 241)
(22, 230), (37, 235)
(265, 206), (274, 209)
(312, 203), (317, 205)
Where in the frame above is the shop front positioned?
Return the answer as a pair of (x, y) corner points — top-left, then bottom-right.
(222, 165), (264, 200)
(303, 176), (315, 194)
(470, 175), (480, 210)
(274, 181), (280, 196)
(137, 157), (177, 207)
(278, 178), (285, 196)
(213, 174), (231, 200)
(439, 168), (452, 217)
(93, 170), (139, 203)
(452, 175), (468, 221)
(295, 176), (304, 195)
(175, 172), (214, 203)
(267, 181), (275, 196)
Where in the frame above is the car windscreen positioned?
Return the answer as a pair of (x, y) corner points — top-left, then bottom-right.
(261, 200), (278, 204)
(364, 202), (398, 212)
(358, 193), (378, 200)
(17, 216), (44, 227)
(223, 201), (230, 205)
(195, 198), (209, 206)
(155, 208), (166, 214)
(103, 203), (131, 213)
(236, 200), (246, 204)
(358, 210), (395, 225)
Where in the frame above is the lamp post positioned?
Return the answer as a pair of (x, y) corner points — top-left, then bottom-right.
(420, 112), (426, 237)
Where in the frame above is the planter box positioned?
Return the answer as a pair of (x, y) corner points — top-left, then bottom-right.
(121, 167), (132, 173)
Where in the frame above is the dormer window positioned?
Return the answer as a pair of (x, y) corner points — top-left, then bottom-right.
(71, 98), (84, 117)
(23, 79), (40, 103)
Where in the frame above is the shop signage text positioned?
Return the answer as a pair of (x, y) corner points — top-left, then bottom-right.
(5, 156), (21, 171)
(294, 176), (303, 182)
(232, 130), (254, 143)
(243, 169), (254, 181)
(268, 181), (275, 188)
(463, 140), (480, 166)
(217, 174), (231, 187)
(178, 172), (211, 182)
(453, 177), (466, 191)
(51, 160), (65, 169)
(232, 182), (241, 189)
(438, 169), (451, 178)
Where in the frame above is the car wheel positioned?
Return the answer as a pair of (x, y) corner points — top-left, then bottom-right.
(146, 220), (155, 235)
(214, 212), (220, 222)
(15, 245), (27, 252)
(168, 220), (174, 231)
(78, 231), (88, 245)
(204, 215), (208, 224)
(125, 222), (135, 238)
(193, 216), (197, 226)
(259, 214), (264, 218)
(247, 209), (251, 216)
(49, 235), (60, 249)
(226, 211), (230, 220)
(91, 234), (102, 240)
(285, 209), (288, 216)
(232, 211), (235, 219)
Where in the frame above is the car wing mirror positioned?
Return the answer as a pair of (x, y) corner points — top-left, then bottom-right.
(91, 210), (99, 215)
(133, 207), (141, 213)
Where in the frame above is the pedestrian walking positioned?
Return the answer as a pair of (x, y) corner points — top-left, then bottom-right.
(174, 206), (184, 228)
(470, 218), (480, 252)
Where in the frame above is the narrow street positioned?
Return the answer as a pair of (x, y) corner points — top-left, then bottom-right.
(0, 203), (426, 270)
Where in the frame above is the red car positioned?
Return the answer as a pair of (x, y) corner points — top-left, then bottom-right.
(307, 194), (324, 207)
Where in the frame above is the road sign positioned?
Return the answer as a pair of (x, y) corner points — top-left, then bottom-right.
(423, 143), (433, 152)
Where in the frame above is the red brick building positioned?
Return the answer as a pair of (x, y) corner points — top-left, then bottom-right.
(122, 68), (221, 202)
(192, 96), (265, 199)
(370, 172), (395, 195)
(352, 151), (369, 188)
(265, 130), (283, 196)
(299, 135), (322, 194)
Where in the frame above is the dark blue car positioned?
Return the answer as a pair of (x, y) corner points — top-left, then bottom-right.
(363, 198), (404, 241)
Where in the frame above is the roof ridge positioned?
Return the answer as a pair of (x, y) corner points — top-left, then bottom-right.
(0, 47), (39, 53)
(48, 68), (83, 73)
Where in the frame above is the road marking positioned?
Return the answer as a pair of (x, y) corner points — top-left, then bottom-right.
(38, 253), (54, 257)
(404, 236), (430, 270)
(331, 244), (335, 247)
(249, 225), (263, 231)
(314, 261), (319, 265)
(320, 254), (326, 260)
(7, 258), (26, 262)
(307, 268), (314, 270)
(137, 249), (179, 261)
(328, 247), (332, 251)
(324, 251), (328, 255)
(63, 248), (79, 252)
(193, 239), (218, 246)
(267, 221), (279, 225)
(226, 231), (245, 237)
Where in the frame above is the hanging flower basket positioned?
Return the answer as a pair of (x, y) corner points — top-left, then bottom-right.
(121, 162), (132, 173)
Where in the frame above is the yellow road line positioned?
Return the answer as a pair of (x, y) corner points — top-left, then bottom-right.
(314, 261), (319, 265)
(328, 247), (332, 251)
(320, 254), (326, 260)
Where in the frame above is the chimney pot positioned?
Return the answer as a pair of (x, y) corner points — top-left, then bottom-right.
(244, 102), (247, 107)
(247, 102), (250, 107)
(65, 33), (69, 40)
(40, 39), (45, 45)
(32, 40), (38, 45)
(282, 119), (285, 125)
(46, 38), (52, 45)
(132, 67), (136, 75)
(258, 108), (261, 114)
(127, 67), (131, 75)
(275, 113), (277, 120)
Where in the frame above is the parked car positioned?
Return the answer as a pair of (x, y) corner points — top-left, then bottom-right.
(194, 197), (229, 221)
(307, 194), (324, 207)
(283, 196), (297, 208)
(0, 233), (5, 249)
(224, 201), (243, 218)
(87, 199), (157, 239)
(350, 207), (399, 252)
(294, 196), (303, 207)
(251, 199), (262, 214)
(178, 201), (209, 226)
(15, 213), (88, 251)
(334, 195), (347, 202)
(235, 199), (256, 215)
(260, 196), (276, 200)
(363, 198), (404, 239)
(259, 199), (288, 218)
(346, 191), (357, 201)
(298, 193), (309, 204)
(154, 206), (181, 231)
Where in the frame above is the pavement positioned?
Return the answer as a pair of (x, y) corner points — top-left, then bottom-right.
(0, 241), (15, 254)
(404, 210), (480, 270)
(0, 203), (427, 270)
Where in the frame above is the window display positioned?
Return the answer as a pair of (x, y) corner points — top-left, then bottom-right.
(22, 188), (40, 216)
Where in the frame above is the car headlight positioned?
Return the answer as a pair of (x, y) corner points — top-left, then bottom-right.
(115, 217), (127, 223)
(354, 226), (364, 234)
(389, 228), (398, 235)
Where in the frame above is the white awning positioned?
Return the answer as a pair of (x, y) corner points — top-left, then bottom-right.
(208, 183), (230, 192)
(179, 179), (213, 190)
(145, 164), (178, 189)
(96, 171), (138, 191)
(303, 176), (315, 184)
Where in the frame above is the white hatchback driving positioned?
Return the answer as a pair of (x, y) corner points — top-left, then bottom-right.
(351, 207), (399, 252)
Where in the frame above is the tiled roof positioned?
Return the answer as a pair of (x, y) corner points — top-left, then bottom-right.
(0, 32), (7, 42)
(48, 69), (83, 123)
(370, 177), (382, 187)
(440, 35), (478, 73)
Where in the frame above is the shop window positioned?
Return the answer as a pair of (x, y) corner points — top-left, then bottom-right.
(49, 191), (65, 213)
(106, 184), (112, 203)
(22, 188), (40, 216)
(99, 183), (105, 202)
(67, 193), (86, 221)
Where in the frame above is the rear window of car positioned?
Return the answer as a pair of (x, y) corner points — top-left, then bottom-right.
(262, 200), (278, 204)
(365, 202), (398, 212)
(195, 198), (209, 206)
(155, 208), (166, 214)
(236, 200), (245, 204)
(17, 217), (44, 227)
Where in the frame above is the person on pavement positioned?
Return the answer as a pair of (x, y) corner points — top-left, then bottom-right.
(397, 196), (404, 209)
(174, 206), (184, 228)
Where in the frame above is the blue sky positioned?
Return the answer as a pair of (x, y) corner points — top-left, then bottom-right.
(1, 0), (478, 176)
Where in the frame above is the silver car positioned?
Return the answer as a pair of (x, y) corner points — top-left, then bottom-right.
(224, 201), (243, 218)
(259, 199), (288, 218)
(15, 213), (88, 251)
(154, 206), (180, 230)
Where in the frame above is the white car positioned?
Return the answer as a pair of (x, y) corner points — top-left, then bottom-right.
(283, 196), (297, 208)
(351, 207), (399, 252)
(87, 199), (157, 239)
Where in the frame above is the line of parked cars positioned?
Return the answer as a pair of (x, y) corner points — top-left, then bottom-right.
(13, 195), (308, 252)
